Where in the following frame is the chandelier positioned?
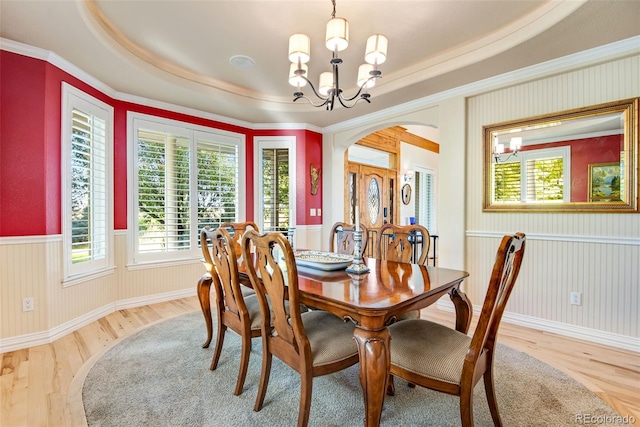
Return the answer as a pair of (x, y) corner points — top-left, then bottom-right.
(287, 0), (388, 110)
(493, 134), (522, 163)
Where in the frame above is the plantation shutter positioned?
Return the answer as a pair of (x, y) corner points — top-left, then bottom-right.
(494, 162), (521, 202)
(423, 172), (434, 231)
(526, 157), (564, 201)
(414, 171), (435, 231)
(414, 171), (421, 223)
(197, 139), (239, 230)
(137, 129), (191, 254)
(71, 108), (107, 264)
(262, 148), (290, 232)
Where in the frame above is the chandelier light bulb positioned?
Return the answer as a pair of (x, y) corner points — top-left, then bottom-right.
(288, 34), (311, 64)
(510, 137), (522, 151)
(288, 63), (308, 87)
(357, 64), (376, 88)
(325, 17), (349, 51)
(318, 72), (333, 96)
(365, 34), (388, 65)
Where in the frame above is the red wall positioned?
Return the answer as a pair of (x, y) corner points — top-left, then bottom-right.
(516, 135), (623, 202)
(251, 129), (323, 226)
(0, 50), (322, 236)
(568, 135), (623, 202)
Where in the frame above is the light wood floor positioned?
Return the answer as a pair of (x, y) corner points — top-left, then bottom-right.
(1, 296), (638, 426)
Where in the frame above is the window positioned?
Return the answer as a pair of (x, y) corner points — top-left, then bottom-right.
(493, 147), (570, 203)
(414, 168), (436, 232)
(255, 137), (296, 232)
(61, 84), (114, 284)
(129, 113), (244, 265)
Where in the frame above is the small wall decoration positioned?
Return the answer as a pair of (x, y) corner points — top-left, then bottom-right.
(401, 183), (412, 205)
(310, 164), (320, 195)
(588, 162), (622, 202)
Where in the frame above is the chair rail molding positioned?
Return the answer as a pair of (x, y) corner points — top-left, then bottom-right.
(466, 231), (640, 246)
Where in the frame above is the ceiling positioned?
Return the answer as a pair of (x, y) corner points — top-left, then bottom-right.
(2, 1), (639, 129)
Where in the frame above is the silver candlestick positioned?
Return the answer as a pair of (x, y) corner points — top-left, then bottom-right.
(346, 229), (369, 274)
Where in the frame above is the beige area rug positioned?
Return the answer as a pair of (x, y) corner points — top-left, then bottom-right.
(78, 311), (625, 426)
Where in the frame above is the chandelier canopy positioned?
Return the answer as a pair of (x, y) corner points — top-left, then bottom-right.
(288, 0), (388, 111)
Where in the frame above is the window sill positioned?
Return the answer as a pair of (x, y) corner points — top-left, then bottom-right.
(126, 258), (202, 271)
(62, 266), (116, 288)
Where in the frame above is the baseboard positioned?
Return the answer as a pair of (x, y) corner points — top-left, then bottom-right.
(0, 288), (196, 353)
(115, 288), (195, 310)
(4, 289), (637, 354)
(436, 300), (640, 353)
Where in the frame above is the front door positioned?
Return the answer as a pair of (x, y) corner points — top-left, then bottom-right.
(346, 163), (396, 253)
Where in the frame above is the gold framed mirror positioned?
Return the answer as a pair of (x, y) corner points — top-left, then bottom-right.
(483, 98), (638, 212)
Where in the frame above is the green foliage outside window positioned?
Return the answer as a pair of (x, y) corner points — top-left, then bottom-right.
(262, 148), (290, 232)
(494, 155), (564, 203)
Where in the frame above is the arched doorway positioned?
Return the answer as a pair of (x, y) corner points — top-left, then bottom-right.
(343, 125), (439, 258)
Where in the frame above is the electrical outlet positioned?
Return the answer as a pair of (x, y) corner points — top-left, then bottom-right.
(23, 297), (34, 312)
(570, 292), (581, 306)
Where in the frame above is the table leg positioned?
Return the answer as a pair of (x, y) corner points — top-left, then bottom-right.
(197, 274), (213, 348)
(450, 287), (473, 334)
(353, 326), (390, 427)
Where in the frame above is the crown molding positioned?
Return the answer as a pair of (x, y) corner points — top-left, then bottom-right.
(3, 35), (639, 135)
(324, 35), (640, 134)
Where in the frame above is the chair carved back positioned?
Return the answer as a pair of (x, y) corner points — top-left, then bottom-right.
(466, 232), (526, 369)
(241, 231), (310, 362)
(376, 223), (430, 264)
(200, 227), (247, 319)
(329, 222), (369, 256)
(219, 221), (259, 270)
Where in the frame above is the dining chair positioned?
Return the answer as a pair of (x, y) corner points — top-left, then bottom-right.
(376, 223), (431, 265)
(201, 226), (263, 396)
(198, 223), (257, 348)
(241, 230), (360, 427)
(376, 223), (431, 321)
(329, 221), (369, 256)
(219, 221), (260, 296)
(387, 232), (526, 427)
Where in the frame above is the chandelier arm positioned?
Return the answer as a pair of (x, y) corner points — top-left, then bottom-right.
(338, 75), (382, 102)
(295, 73), (330, 102)
(494, 152), (519, 163)
(293, 93), (332, 109)
(336, 93), (372, 109)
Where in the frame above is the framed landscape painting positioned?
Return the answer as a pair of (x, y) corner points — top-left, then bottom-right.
(588, 162), (622, 202)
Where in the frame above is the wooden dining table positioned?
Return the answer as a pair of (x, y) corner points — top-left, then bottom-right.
(197, 255), (471, 427)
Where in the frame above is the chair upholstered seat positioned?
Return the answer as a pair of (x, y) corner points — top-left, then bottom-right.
(395, 310), (420, 321)
(242, 294), (262, 329)
(389, 319), (471, 385)
(245, 296), (299, 330)
(300, 311), (358, 366)
(240, 286), (256, 297)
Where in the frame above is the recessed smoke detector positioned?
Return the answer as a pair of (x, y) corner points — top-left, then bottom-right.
(229, 55), (255, 69)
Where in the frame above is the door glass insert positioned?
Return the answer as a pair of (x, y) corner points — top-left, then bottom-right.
(368, 178), (381, 224)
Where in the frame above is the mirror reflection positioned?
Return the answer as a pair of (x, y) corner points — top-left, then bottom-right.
(483, 98), (638, 212)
